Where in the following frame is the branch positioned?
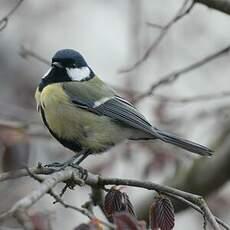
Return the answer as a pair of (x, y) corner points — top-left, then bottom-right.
(169, 131), (230, 209)
(134, 44), (230, 103)
(119, 0), (194, 73)
(152, 90), (230, 104)
(0, 169), (77, 219)
(195, 0), (230, 15)
(0, 0), (24, 31)
(0, 166), (55, 182)
(19, 45), (50, 65)
(99, 177), (221, 229)
(25, 168), (115, 229)
(167, 193), (230, 230)
(0, 166), (225, 230)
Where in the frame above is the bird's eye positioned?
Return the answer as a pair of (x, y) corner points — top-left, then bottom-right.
(71, 63), (77, 68)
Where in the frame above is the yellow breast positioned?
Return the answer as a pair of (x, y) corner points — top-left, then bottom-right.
(40, 83), (69, 109)
(36, 84), (75, 138)
(35, 83), (128, 152)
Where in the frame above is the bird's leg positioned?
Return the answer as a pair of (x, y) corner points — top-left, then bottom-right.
(45, 150), (91, 179)
(45, 150), (84, 168)
(71, 150), (91, 165)
(69, 151), (91, 179)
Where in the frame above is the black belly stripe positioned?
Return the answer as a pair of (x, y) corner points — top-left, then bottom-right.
(40, 107), (82, 152)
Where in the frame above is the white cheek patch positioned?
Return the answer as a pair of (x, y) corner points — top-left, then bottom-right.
(66, 67), (90, 81)
(42, 67), (52, 79)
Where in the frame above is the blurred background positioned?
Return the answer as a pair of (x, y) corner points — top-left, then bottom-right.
(0, 0), (230, 229)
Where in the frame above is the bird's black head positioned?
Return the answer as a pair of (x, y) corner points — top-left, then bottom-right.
(52, 49), (88, 68)
(38, 49), (95, 91)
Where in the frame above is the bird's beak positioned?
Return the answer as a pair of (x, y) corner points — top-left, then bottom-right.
(52, 62), (63, 68)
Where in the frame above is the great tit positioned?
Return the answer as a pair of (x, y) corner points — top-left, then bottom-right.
(35, 49), (212, 165)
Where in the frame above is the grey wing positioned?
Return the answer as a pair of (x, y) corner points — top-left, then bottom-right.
(71, 95), (163, 139)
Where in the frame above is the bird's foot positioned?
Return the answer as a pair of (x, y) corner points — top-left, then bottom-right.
(69, 163), (88, 180)
(44, 162), (66, 168)
(44, 150), (91, 172)
(44, 153), (82, 170)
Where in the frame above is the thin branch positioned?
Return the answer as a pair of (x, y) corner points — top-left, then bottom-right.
(199, 198), (221, 230)
(0, 227), (22, 230)
(25, 167), (115, 229)
(168, 193), (230, 230)
(0, 167), (55, 182)
(195, 0), (230, 16)
(0, 0), (24, 31)
(146, 22), (164, 29)
(134, 44), (230, 103)
(19, 45), (50, 65)
(0, 169), (76, 220)
(152, 91), (230, 104)
(119, 0), (194, 73)
(100, 177), (221, 230)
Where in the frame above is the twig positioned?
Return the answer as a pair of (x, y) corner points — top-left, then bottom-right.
(167, 193), (230, 230)
(120, 0), (194, 73)
(146, 22), (164, 29)
(20, 45), (50, 65)
(134, 44), (230, 103)
(25, 167), (115, 229)
(0, 169), (76, 220)
(152, 91), (230, 104)
(0, 227), (22, 230)
(0, 167), (55, 182)
(198, 198), (221, 230)
(0, 0), (24, 31)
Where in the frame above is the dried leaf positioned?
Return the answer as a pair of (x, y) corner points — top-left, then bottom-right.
(0, 128), (29, 171)
(104, 187), (135, 219)
(113, 212), (140, 230)
(138, 220), (147, 230)
(149, 195), (175, 230)
(74, 223), (92, 230)
(122, 192), (135, 216)
(74, 218), (103, 230)
(89, 218), (103, 230)
(30, 211), (53, 230)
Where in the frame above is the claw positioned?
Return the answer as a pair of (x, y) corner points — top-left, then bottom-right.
(45, 162), (66, 168)
(43, 150), (91, 171)
(70, 164), (88, 180)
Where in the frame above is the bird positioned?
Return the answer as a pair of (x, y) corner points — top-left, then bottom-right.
(35, 49), (213, 166)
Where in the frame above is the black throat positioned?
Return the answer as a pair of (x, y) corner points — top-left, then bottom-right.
(38, 67), (71, 92)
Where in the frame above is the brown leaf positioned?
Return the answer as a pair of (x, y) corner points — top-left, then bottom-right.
(122, 192), (135, 216)
(74, 218), (103, 230)
(30, 211), (52, 230)
(0, 128), (29, 171)
(104, 187), (135, 219)
(149, 195), (175, 230)
(138, 220), (147, 230)
(113, 212), (140, 230)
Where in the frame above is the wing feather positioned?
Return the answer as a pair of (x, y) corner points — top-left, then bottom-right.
(73, 95), (160, 137)
(97, 98), (153, 132)
(63, 79), (162, 138)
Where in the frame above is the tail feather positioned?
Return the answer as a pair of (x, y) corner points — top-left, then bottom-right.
(155, 129), (213, 156)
